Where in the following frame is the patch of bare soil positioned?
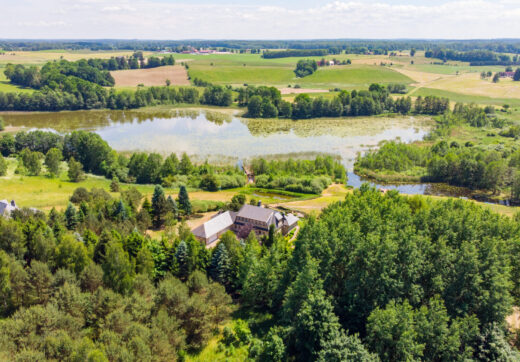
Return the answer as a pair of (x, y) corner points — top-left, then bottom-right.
(279, 88), (328, 95)
(111, 65), (190, 87)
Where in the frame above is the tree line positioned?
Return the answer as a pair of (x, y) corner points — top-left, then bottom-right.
(262, 49), (329, 59)
(0, 130), (245, 191)
(0, 84), (233, 111)
(4, 39), (520, 54)
(243, 84), (447, 120)
(425, 49), (520, 66)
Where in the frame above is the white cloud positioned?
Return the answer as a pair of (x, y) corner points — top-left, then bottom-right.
(0, 0), (519, 39)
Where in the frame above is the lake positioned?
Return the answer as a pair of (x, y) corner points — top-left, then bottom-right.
(2, 108), (431, 168)
(3, 108), (511, 203)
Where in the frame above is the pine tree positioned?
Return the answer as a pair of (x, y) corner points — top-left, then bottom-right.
(64, 203), (78, 230)
(166, 195), (178, 217)
(115, 200), (127, 220)
(151, 185), (167, 228)
(178, 185), (192, 216)
(175, 240), (189, 280)
(210, 243), (229, 285)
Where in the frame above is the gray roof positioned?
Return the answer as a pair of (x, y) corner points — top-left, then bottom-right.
(283, 213), (299, 227)
(192, 211), (236, 239)
(236, 204), (275, 224)
(0, 200), (17, 217)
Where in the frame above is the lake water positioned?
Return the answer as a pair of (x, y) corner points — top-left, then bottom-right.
(3, 108), (511, 202)
(2, 108), (431, 168)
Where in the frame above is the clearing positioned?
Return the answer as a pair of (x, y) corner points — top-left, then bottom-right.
(111, 65), (190, 87)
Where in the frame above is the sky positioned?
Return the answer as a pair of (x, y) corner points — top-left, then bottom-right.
(1, 0), (520, 40)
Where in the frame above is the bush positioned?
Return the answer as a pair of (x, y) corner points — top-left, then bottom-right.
(199, 174), (220, 191)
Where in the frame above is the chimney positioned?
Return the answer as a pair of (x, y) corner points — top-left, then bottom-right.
(10, 200), (15, 207)
(257, 201), (262, 207)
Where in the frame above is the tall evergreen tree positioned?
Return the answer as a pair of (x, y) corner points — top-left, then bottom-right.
(175, 240), (189, 280)
(114, 200), (128, 220)
(151, 185), (167, 228)
(178, 186), (192, 216)
(64, 203), (78, 230)
(210, 243), (229, 285)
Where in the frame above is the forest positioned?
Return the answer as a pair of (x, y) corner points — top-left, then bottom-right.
(2, 185), (520, 360)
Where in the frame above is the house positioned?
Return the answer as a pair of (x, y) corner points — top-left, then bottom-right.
(192, 211), (236, 245)
(192, 203), (299, 246)
(0, 200), (18, 218)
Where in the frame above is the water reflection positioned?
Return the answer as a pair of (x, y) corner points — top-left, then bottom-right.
(347, 172), (472, 197)
(3, 109), (430, 168)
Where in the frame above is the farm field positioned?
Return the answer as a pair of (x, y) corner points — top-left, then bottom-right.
(0, 50), (153, 67)
(111, 65), (190, 87)
(0, 49), (519, 107)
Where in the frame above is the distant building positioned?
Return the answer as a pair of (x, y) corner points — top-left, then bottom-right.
(0, 200), (18, 218)
(499, 71), (515, 78)
(192, 203), (299, 246)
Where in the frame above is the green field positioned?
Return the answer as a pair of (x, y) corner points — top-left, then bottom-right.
(412, 87), (520, 107)
(189, 62), (412, 89)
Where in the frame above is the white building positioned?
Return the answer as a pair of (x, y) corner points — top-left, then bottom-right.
(0, 200), (18, 218)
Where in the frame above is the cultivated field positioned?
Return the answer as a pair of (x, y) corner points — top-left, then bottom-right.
(1, 50), (519, 108)
(111, 65), (190, 87)
(0, 50), (153, 67)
